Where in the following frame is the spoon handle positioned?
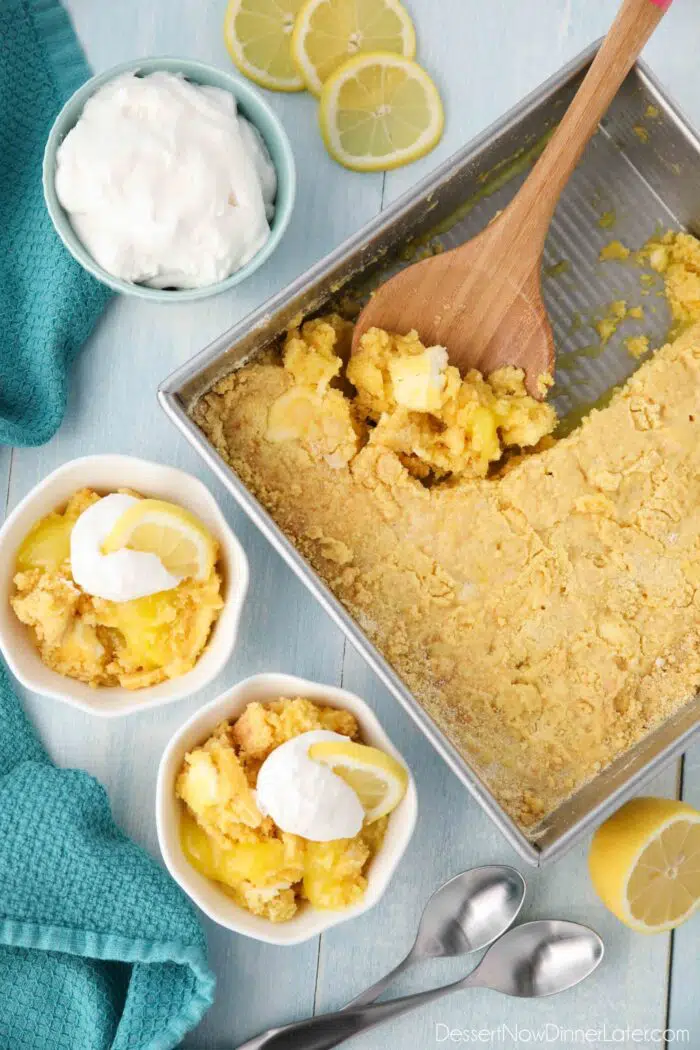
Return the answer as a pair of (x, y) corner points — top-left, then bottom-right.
(235, 975), (474, 1050)
(341, 951), (415, 1010)
(500, 0), (672, 245)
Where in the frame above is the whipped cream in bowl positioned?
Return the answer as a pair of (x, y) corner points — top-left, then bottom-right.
(43, 58), (295, 301)
(255, 730), (366, 841)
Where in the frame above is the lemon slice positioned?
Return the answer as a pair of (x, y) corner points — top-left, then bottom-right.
(319, 52), (444, 172)
(589, 797), (700, 933)
(224, 0), (306, 92)
(102, 499), (217, 582)
(308, 739), (409, 822)
(291, 0), (416, 97)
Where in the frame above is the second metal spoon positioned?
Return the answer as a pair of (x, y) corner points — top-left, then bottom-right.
(345, 864), (526, 1009)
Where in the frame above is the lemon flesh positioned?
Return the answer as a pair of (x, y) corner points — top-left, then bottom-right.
(102, 499), (217, 582)
(308, 739), (409, 822)
(319, 51), (444, 172)
(292, 0), (415, 96)
(224, 0), (306, 92)
(589, 797), (700, 933)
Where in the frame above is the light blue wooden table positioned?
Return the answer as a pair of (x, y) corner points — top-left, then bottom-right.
(3, 0), (699, 1046)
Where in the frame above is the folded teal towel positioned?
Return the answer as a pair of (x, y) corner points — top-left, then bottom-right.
(0, 0), (112, 447)
(0, 662), (216, 1049)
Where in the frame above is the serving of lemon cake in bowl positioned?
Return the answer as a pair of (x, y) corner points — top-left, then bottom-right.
(156, 672), (417, 945)
(0, 455), (249, 716)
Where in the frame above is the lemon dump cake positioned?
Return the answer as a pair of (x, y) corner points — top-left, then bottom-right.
(11, 489), (223, 689)
(193, 232), (700, 830)
(176, 697), (408, 922)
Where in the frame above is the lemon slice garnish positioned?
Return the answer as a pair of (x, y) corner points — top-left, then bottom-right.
(291, 0), (416, 96)
(308, 739), (409, 822)
(589, 797), (700, 933)
(319, 51), (444, 172)
(224, 0), (306, 92)
(102, 499), (218, 582)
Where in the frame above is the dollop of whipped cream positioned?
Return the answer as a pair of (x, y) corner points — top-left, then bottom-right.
(70, 494), (181, 602)
(255, 730), (364, 841)
(55, 71), (277, 289)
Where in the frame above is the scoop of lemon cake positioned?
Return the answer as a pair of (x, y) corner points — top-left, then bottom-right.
(265, 317), (556, 479)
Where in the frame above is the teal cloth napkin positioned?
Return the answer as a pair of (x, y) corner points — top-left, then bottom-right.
(0, 0), (112, 447)
(0, 661), (216, 1049)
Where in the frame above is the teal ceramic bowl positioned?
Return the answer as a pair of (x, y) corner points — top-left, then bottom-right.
(43, 57), (296, 302)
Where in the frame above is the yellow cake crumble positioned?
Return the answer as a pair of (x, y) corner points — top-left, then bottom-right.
(638, 231), (700, 337)
(192, 231), (700, 831)
(10, 489), (223, 689)
(265, 317), (556, 480)
(176, 697), (387, 922)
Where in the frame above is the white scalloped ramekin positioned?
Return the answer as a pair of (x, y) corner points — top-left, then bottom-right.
(0, 455), (248, 717)
(156, 672), (418, 945)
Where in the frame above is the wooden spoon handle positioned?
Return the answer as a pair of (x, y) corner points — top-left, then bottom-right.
(502, 0), (672, 245)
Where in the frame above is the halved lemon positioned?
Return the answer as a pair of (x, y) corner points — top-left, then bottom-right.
(291, 0), (416, 97)
(224, 0), (306, 92)
(589, 797), (700, 933)
(319, 52), (444, 172)
(102, 499), (218, 582)
(308, 739), (409, 822)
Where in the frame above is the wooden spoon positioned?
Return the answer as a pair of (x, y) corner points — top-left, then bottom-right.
(352, 0), (673, 396)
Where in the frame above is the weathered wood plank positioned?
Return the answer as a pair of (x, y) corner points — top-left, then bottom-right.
(666, 743), (700, 1045)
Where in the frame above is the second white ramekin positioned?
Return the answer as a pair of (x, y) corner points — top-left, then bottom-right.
(156, 673), (418, 945)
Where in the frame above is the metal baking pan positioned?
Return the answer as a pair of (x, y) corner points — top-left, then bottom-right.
(159, 42), (700, 866)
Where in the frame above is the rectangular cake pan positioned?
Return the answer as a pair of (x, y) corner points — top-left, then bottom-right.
(159, 42), (700, 866)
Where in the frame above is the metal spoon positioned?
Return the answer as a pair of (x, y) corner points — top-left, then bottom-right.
(345, 865), (526, 1009)
(236, 920), (603, 1050)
